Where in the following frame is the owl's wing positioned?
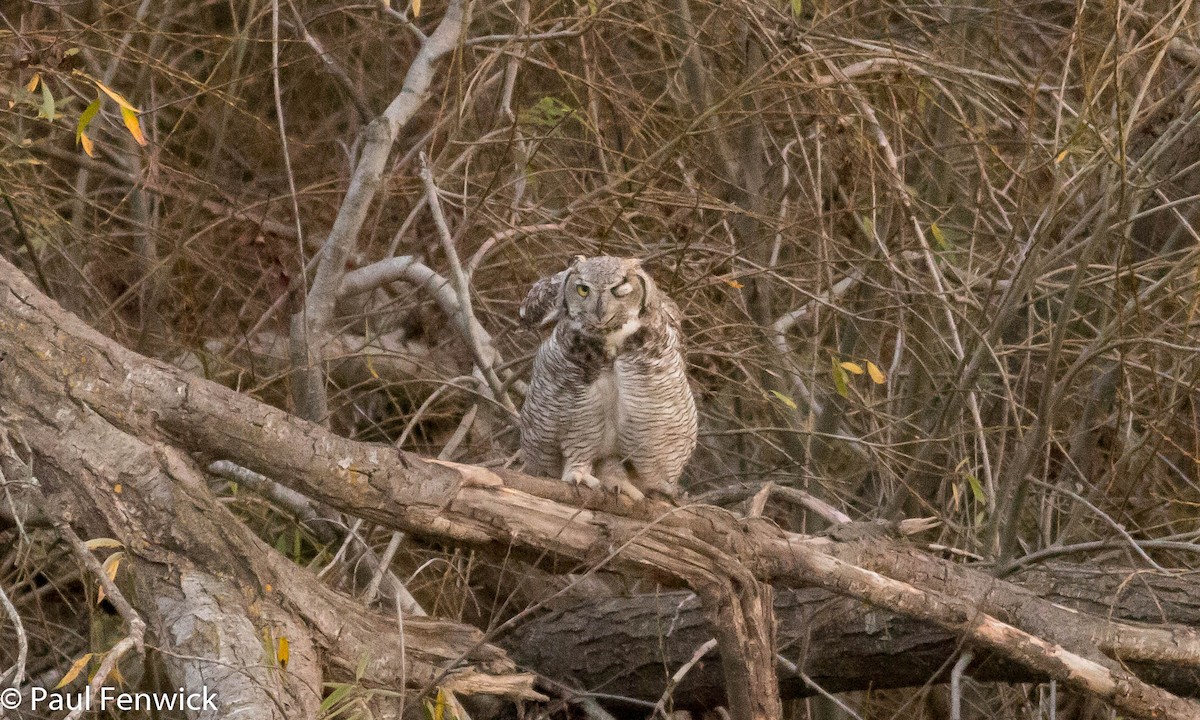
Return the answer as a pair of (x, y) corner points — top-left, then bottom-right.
(518, 345), (569, 478)
(519, 269), (569, 328)
(658, 294), (685, 336)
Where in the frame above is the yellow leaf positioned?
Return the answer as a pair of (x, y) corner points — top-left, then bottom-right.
(277, 637), (290, 670)
(1054, 147), (1069, 165)
(866, 361), (886, 384)
(80, 131), (95, 157)
(84, 537), (123, 550)
(97, 551), (124, 604)
(113, 483), (122, 494)
(433, 689), (447, 720)
(930, 222), (948, 249)
(120, 106), (147, 146)
(724, 278), (744, 289)
(83, 74), (139, 112)
(839, 361), (864, 375)
(55, 653), (94, 689)
(412, 0), (421, 16)
(768, 390), (797, 410)
(25, 73), (40, 93)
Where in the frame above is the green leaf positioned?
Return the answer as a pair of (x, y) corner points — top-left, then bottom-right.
(859, 215), (874, 238)
(77, 97), (101, 143)
(520, 96), (574, 128)
(38, 81), (56, 120)
(789, 0), (803, 15)
(831, 357), (849, 398)
(320, 683), (353, 713)
(964, 473), (986, 504)
(768, 390), (797, 410)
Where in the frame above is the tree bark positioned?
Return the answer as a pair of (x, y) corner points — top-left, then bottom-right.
(507, 565), (1200, 708)
(2, 254), (1199, 720)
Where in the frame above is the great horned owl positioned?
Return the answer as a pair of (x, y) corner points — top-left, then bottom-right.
(518, 255), (698, 500)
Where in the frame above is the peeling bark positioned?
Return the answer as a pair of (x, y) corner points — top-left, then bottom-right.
(2, 256), (1199, 720)
(508, 566), (1200, 709)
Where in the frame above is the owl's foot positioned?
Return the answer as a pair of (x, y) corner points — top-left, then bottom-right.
(645, 488), (678, 505)
(600, 475), (645, 502)
(562, 467), (602, 491)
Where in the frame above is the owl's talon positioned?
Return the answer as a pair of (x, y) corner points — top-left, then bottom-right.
(563, 468), (602, 490)
(600, 476), (645, 502)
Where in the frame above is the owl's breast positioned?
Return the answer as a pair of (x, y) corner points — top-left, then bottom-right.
(580, 367), (619, 455)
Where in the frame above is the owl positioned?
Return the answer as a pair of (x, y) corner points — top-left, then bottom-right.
(518, 255), (698, 501)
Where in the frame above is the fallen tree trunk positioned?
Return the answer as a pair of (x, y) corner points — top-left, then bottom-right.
(0, 332), (541, 716)
(508, 565), (1200, 708)
(2, 255), (1199, 720)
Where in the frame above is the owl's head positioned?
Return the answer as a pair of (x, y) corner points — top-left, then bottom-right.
(560, 255), (653, 334)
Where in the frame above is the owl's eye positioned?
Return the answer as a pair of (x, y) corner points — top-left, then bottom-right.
(612, 282), (634, 297)
(576, 284), (590, 297)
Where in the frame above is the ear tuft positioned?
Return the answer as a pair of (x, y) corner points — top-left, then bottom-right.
(520, 268), (572, 328)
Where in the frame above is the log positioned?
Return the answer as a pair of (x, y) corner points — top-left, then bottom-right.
(2, 254), (1199, 720)
(507, 565), (1200, 708)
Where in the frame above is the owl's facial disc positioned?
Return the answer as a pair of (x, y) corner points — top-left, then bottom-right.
(597, 278), (639, 329)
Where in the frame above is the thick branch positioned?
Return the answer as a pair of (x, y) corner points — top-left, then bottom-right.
(2, 256), (1198, 720)
(292, 0), (468, 420)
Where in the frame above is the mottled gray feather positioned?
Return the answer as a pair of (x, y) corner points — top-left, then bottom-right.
(519, 256), (697, 499)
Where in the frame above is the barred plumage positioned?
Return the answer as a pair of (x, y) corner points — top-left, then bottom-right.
(519, 256), (698, 500)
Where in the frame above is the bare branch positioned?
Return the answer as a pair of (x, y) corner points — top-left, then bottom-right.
(418, 154), (515, 414)
(292, 0), (469, 421)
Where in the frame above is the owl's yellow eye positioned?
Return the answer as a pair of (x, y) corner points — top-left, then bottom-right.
(577, 284), (590, 297)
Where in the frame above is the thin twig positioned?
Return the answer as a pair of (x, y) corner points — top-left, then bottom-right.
(652, 638), (717, 719)
(54, 523), (145, 720)
(950, 650), (975, 720)
(776, 654), (865, 720)
(0, 583), (27, 687)
(418, 154), (515, 414)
